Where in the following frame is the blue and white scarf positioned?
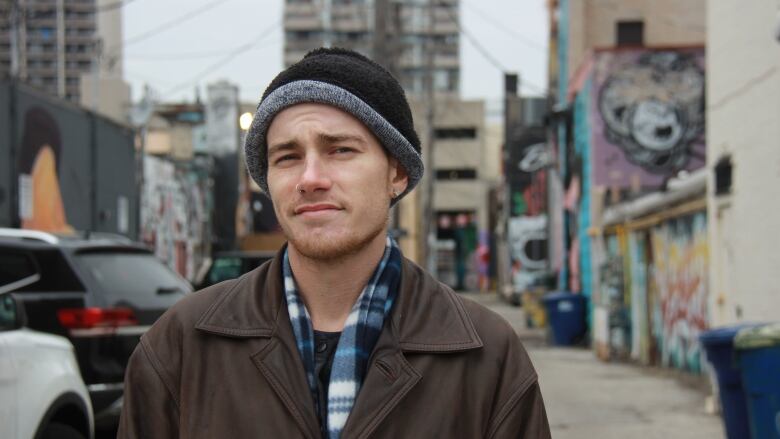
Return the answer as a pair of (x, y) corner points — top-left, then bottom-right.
(283, 236), (401, 439)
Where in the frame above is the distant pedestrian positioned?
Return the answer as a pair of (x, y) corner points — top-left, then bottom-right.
(119, 47), (551, 438)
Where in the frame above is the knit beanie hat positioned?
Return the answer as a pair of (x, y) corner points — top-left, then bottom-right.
(244, 47), (423, 204)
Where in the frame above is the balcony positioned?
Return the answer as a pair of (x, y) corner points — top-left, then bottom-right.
(285, 16), (322, 31)
(65, 34), (96, 44)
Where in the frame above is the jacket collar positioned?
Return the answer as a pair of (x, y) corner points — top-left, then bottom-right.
(194, 246), (483, 353)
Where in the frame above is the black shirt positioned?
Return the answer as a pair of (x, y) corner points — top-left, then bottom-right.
(313, 330), (341, 437)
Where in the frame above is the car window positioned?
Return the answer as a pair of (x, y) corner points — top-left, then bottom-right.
(0, 251), (37, 287)
(0, 295), (17, 330)
(208, 257), (243, 285)
(0, 248), (84, 293)
(75, 252), (192, 299)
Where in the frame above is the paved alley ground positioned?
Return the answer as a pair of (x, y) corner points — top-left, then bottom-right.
(461, 292), (726, 439)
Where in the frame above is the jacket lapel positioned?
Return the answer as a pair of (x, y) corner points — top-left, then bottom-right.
(339, 334), (420, 438)
(341, 257), (483, 438)
(195, 248), (320, 439)
(251, 323), (321, 439)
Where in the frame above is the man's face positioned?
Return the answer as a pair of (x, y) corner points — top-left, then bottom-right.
(266, 103), (408, 260)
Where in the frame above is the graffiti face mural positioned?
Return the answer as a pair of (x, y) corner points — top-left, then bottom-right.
(508, 215), (548, 290)
(598, 52), (704, 172)
(589, 49), (706, 191)
(17, 107), (74, 234)
(518, 143), (553, 173)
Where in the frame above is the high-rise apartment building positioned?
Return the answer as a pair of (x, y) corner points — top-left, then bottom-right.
(284, 0), (460, 96)
(0, 0), (121, 103)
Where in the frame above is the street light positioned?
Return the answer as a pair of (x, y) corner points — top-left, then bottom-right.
(239, 112), (254, 131)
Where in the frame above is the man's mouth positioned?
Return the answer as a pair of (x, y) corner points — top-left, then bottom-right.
(294, 204), (342, 215)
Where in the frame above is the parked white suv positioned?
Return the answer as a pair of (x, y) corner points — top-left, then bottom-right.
(0, 281), (93, 439)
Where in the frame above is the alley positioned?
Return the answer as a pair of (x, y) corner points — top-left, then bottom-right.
(462, 293), (726, 438)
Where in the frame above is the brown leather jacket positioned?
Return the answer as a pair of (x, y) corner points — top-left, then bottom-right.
(118, 252), (551, 438)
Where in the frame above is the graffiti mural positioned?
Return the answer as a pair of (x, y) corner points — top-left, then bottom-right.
(650, 211), (709, 373)
(3, 85), (138, 236)
(16, 107), (75, 234)
(140, 156), (212, 282)
(505, 124), (549, 293)
(508, 215), (548, 290)
(590, 48), (706, 190)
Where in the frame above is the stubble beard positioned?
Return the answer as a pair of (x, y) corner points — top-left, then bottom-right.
(281, 208), (389, 262)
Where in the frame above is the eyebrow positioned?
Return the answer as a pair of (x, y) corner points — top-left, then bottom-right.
(268, 133), (368, 157)
(317, 133), (367, 145)
(267, 141), (298, 158)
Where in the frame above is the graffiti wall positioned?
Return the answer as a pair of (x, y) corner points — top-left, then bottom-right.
(508, 215), (548, 290)
(574, 79), (594, 302)
(590, 48), (706, 192)
(140, 156), (212, 282)
(505, 125), (549, 292)
(628, 231), (651, 365)
(0, 82), (138, 237)
(649, 211), (709, 373)
(597, 211), (708, 373)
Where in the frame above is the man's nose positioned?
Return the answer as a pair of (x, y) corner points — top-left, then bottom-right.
(296, 155), (332, 194)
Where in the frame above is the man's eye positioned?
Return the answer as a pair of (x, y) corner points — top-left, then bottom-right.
(274, 155), (297, 164)
(334, 147), (355, 154)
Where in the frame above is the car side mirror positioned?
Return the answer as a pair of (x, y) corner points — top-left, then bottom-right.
(0, 294), (27, 330)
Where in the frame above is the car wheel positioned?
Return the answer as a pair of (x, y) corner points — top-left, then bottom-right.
(39, 422), (87, 439)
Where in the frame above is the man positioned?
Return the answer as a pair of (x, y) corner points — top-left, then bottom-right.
(119, 48), (550, 439)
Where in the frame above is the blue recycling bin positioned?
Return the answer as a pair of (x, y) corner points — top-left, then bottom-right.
(700, 325), (759, 439)
(540, 292), (587, 346)
(735, 324), (780, 439)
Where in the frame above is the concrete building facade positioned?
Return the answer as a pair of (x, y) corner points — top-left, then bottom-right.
(283, 0), (460, 96)
(0, 0), (129, 122)
(706, 0), (780, 326)
(1, 0), (98, 101)
(406, 97), (487, 290)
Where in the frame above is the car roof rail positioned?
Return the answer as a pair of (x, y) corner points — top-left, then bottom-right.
(0, 228), (59, 245)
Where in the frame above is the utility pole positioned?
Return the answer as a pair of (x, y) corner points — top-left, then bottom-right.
(374, 0), (388, 62)
(373, 0), (401, 78)
(56, 0), (66, 97)
(321, 0), (332, 47)
(10, 0), (21, 78)
(374, 0), (404, 237)
(420, 0), (437, 274)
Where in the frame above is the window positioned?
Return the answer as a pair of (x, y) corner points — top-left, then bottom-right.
(436, 169), (477, 180)
(434, 127), (477, 140)
(0, 295), (18, 330)
(75, 251), (190, 303)
(0, 251), (37, 287)
(616, 20), (644, 47)
(715, 156), (732, 196)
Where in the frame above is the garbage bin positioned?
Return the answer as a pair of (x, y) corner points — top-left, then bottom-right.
(540, 292), (587, 346)
(735, 323), (780, 439)
(701, 325), (760, 439)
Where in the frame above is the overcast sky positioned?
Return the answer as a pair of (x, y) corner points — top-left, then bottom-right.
(122, 0), (549, 112)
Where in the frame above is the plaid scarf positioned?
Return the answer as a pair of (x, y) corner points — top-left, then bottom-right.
(283, 236), (401, 439)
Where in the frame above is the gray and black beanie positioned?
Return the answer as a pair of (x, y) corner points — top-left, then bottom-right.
(244, 47), (423, 204)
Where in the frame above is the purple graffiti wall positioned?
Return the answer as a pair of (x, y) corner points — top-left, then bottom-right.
(589, 48), (706, 190)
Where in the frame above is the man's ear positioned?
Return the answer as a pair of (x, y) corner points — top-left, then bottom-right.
(389, 157), (409, 195)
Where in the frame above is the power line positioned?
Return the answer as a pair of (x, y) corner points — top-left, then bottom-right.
(126, 39), (280, 61)
(440, 2), (548, 95)
(460, 0), (547, 53)
(162, 21), (281, 98)
(119, 0), (230, 49)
